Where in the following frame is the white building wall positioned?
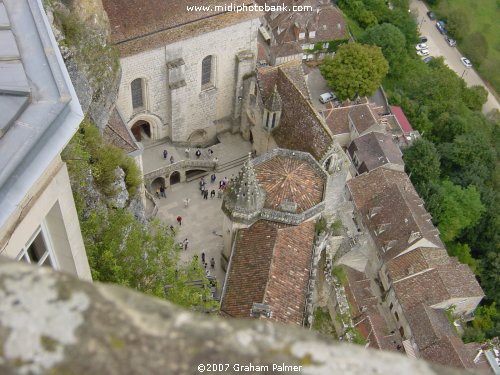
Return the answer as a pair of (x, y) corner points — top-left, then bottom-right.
(116, 18), (260, 142)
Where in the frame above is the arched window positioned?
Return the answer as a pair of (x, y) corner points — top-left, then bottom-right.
(271, 113), (276, 128)
(131, 78), (144, 109)
(201, 56), (213, 87)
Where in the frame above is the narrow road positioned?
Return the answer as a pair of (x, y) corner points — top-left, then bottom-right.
(410, 0), (500, 115)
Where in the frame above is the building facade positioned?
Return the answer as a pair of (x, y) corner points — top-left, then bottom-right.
(102, 0), (261, 144)
(0, 0), (91, 280)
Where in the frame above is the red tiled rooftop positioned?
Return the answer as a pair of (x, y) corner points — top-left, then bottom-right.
(254, 155), (325, 213)
(391, 106), (413, 134)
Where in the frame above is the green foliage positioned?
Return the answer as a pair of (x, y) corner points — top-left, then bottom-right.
(330, 220), (343, 236)
(332, 266), (347, 285)
(447, 242), (479, 273)
(312, 307), (338, 338)
(63, 120), (142, 198)
(337, 0), (378, 28)
(463, 303), (500, 342)
(403, 138), (441, 187)
(445, 9), (470, 41)
(462, 32), (489, 66)
(345, 326), (367, 345)
(462, 86), (489, 112)
(315, 217), (327, 234)
(320, 43), (388, 100)
(435, 180), (484, 243)
(360, 23), (406, 68)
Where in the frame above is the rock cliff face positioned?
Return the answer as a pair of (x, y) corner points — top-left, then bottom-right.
(0, 259), (464, 375)
(44, 0), (119, 129)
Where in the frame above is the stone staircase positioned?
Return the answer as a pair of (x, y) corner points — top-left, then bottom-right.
(215, 154), (247, 173)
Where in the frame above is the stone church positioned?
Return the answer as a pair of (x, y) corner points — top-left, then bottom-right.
(102, 0), (261, 145)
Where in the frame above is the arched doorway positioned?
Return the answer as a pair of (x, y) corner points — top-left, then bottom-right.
(187, 129), (207, 145)
(249, 130), (254, 144)
(131, 120), (151, 142)
(151, 177), (166, 191)
(170, 171), (181, 185)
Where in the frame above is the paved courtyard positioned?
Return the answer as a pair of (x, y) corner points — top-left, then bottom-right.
(144, 133), (252, 297)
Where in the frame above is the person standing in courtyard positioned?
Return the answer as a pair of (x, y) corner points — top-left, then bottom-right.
(185, 148), (190, 158)
(176, 216), (182, 225)
(155, 188), (160, 199)
(201, 252), (206, 264)
(163, 149), (168, 159)
(210, 257), (215, 269)
(210, 189), (215, 199)
(170, 155), (174, 164)
(203, 189), (209, 200)
(183, 238), (189, 251)
(183, 198), (190, 207)
(195, 149), (201, 159)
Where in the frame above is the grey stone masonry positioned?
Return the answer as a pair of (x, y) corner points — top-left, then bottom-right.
(0, 258), (467, 375)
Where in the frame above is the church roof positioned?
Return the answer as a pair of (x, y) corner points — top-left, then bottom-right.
(102, 0), (260, 56)
(254, 154), (325, 214)
(221, 219), (315, 325)
(264, 86), (282, 112)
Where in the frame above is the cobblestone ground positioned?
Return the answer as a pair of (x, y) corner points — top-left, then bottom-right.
(145, 133), (252, 297)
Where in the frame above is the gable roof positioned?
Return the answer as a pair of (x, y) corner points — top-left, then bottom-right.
(347, 169), (444, 261)
(103, 107), (139, 154)
(348, 132), (404, 173)
(390, 106), (413, 134)
(258, 62), (332, 160)
(102, 0), (259, 56)
(420, 335), (476, 369)
(221, 219), (315, 325)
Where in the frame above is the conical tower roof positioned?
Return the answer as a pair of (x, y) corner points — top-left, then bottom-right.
(264, 85), (282, 112)
(222, 153), (265, 223)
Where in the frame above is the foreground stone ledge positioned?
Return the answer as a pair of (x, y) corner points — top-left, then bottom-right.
(0, 258), (463, 375)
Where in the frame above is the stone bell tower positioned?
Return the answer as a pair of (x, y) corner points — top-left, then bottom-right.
(262, 85), (282, 131)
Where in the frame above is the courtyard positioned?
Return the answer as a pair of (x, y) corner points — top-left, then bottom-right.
(142, 133), (252, 297)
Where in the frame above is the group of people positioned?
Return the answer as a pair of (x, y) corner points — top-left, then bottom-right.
(163, 149), (174, 164)
(155, 185), (167, 199)
(199, 175), (231, 200)
(201, 252), (216, 270)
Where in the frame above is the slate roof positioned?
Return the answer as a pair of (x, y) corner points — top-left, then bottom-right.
(102, 0), (259, 56)
(103, 108), (139, 154)
(347, 132), (404, 173)
(321, 101), (379, 136)
(393, 264), (484, 310)
(221, 219), (315, 325)
(254, 155), (325, 213)
(420, 335), (476, 369)
(257, 61), (332, 160)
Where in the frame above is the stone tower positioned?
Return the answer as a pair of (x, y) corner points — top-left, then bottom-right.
(262, 85), (282, 131)
(221, 153), (265, 268)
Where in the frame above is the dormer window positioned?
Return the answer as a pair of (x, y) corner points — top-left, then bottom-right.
(309, 30), (316, 38)
(299, 32), (305, 40)
(323, 42), (329, 49)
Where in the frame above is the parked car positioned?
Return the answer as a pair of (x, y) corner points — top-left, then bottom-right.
(445, 36), (457, 47)
(415, 43), (428, 50)
(460, 57), (473, 68)
(319, 92), (336, 104)
(423, 56), (434, 64)
(419, 36), (428, 43)
(436, 21), (447, 35)
(417, 49), (430, 57)
(427, 11), (436, 20)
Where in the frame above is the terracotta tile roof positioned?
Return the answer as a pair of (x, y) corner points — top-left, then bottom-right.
(265, 62), (332, 160)
(221, 220), (315, 325)
(420, 335), (476, 369)
(391, 106), (413, 134)
(347, 131), (404, 173)
(321, 101), (377, 136)
(343, 267), (396, 351)
(254, 155), (325, 213)
(393, 264), (484, 310)
(102, 0), (259, 56)
(405, 304), (457, 352)
(103, 107), (139, 154)
(385, 247), (450, 283)
(347, 169), (444, 261)
(265, 1), (347, 60)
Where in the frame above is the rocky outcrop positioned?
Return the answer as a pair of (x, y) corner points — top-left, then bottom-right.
(0, 259), (465, 375)
(108, 167), (129, 209)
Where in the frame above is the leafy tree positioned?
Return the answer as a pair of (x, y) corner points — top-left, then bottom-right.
(362, 0), (391, 23)
(403, 138), (441, 186)
(388, 9), (419, 47)
(360, 23), (406, 68)
(481, 251), (500, 305)
(463, 303), (500, 342)
(447, 242), (479, 273)
(462, 85), (488, 112)
(430, 113), (468, 143)
(320, 43), (388, 100)
(445, 9), (470, 41)
(436, 180), (484, 243)
(462, 32), (489, 66)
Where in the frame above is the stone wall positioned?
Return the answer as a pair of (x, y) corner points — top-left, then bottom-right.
(0, 258), (465, 375)
(116, 18), (260, 142)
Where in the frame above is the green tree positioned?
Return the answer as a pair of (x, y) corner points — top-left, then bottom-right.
(445, 9), (470, 41)
(462, 85), (488, 112)
(360, 23), (406, 68)
(319, 43), (388, 100)
(436, 180), (484, 243)
(462, 32), (489, 66)
(403, 138), (441, 186)
(430, 113), (468, 143)
(447, 242), (479, 273)
(463, 303), (500, 342)
(481, 251), (500, 305)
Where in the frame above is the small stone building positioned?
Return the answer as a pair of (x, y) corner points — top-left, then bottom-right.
(220, 149), (328, 325)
